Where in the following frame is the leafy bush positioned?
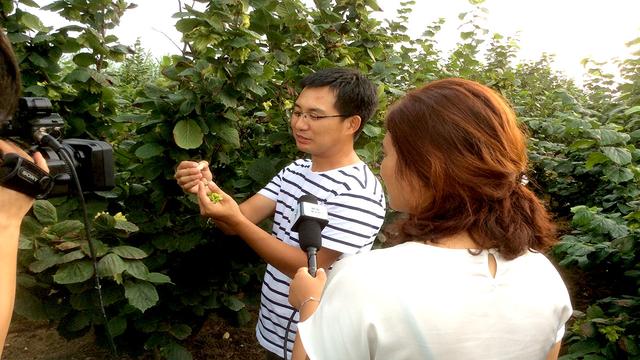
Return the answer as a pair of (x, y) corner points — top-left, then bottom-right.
(3, 0), (639, 358)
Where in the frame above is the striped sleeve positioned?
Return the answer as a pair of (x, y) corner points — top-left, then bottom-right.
(258, 167), (285, 201)
(322, 190), (386, 255)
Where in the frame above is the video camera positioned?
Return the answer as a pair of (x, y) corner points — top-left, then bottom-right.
(0, 97), (114, 198)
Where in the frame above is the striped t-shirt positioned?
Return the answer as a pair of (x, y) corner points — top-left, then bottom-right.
(256, 158), (386, 359)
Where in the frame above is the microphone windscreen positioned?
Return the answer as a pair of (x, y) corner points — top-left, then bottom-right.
(298, 219), (323, 251)
(296, 193), (324, 251)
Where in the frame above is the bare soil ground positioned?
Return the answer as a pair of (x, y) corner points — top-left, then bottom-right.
(4, 318), (110, 360)
(3, 311), (264, 360)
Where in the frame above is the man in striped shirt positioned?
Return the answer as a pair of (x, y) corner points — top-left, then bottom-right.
(175, 68), (386, 359)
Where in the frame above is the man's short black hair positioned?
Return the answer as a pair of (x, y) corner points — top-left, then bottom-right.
(0, 29), (20, 123)
(300, 68), (378, 137)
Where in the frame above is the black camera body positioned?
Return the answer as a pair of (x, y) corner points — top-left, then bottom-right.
(0, 97), (115, 198)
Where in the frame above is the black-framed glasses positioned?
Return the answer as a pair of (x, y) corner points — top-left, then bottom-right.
(288, 110), (350, 121)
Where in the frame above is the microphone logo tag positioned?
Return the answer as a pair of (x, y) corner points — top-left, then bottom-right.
(291, 200), (329, 232)
(301, 202), (328, 219)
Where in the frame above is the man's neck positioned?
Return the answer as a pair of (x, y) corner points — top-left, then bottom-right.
(310, 149), (361, 172)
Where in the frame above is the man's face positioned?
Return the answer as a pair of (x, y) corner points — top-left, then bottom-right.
(290, 86), (354, 157)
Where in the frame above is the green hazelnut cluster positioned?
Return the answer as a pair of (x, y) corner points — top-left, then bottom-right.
(208, 192), (223, 203)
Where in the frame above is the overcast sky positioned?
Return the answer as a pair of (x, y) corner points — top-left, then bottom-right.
(28, 0), (640, 85)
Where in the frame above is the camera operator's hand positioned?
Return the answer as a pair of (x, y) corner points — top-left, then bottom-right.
(0, 140), (48, 359)
(0, 140), (49, 219)
(175, 160), (213, 194)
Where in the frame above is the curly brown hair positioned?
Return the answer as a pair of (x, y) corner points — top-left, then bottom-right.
(0, 28), (21, 123)
(385, 78), (556, 260)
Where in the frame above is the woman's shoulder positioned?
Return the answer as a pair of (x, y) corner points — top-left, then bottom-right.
(504, 250), (569, 289)
(324, 244), (423, 294)
(330, 243), (445, 277)
(510, 250), (560, 271)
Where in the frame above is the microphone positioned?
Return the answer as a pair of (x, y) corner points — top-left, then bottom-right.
(292, 194), (328, 277)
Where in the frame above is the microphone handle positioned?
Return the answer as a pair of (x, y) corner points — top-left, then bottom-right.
(307, 248), (317, 277)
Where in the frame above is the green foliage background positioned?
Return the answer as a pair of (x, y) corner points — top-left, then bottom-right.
(2, 0), (639, 358)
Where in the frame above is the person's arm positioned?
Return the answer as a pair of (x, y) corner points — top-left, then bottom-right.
(546, 341), (561, 360)
(0, 141), (48, 359)
(238, 193), (276, 224)
(213, 193), (275, 235)
(175, 161), (276, 231)
(196, 182), (341, 278)
(175, 160), (279, 225)
(177, 160), (342, 275)
(289, 267), (327, 360)
(0, 212), (22, 360)
(291, 299), (319, 360)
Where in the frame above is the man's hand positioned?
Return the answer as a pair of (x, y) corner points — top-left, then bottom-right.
(0, 140), (48, 220)
(196, 180), (244, 230)
(174, 160), (213, 194)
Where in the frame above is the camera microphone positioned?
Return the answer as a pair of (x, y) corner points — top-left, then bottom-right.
(292, 194), (328, 277)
